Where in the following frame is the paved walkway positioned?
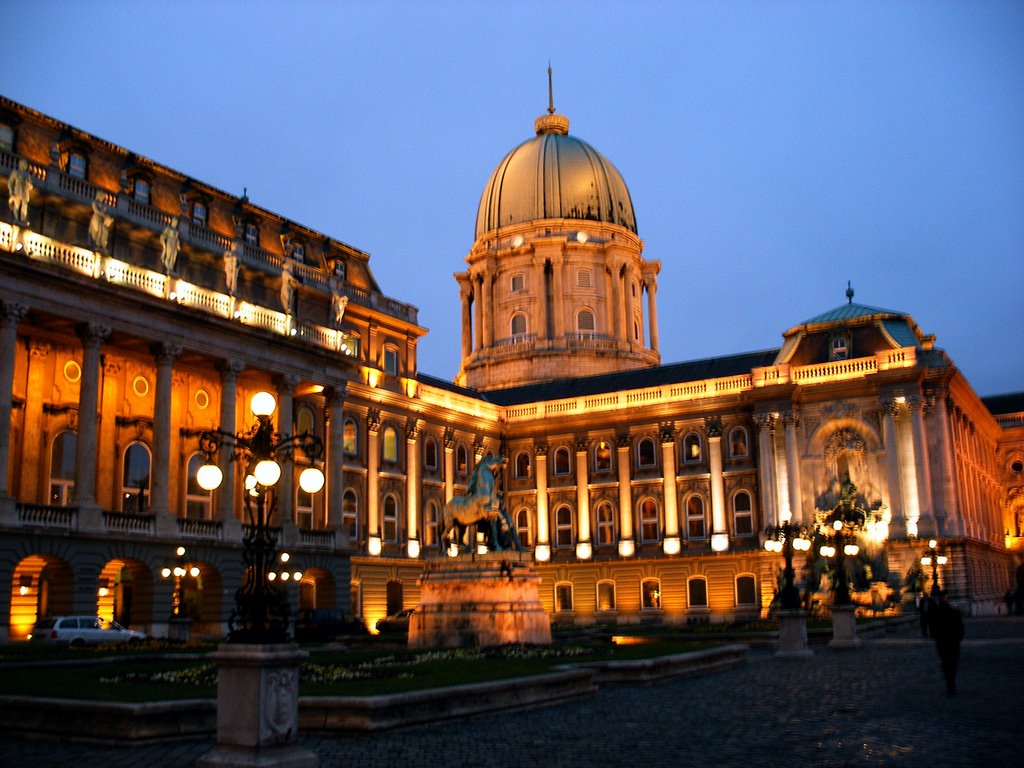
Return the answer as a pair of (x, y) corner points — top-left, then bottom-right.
(3, 617), (1022, 767)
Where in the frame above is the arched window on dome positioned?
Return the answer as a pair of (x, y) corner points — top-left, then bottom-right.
(576, 309), (595, 335)
(510, 312), (528, 339)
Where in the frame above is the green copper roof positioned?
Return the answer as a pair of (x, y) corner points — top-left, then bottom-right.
(801, 302), (902, 325)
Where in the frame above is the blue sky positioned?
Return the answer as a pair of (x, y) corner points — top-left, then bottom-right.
(3, 1), (1022, 396)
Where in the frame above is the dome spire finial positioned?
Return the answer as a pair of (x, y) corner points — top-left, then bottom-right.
(846, 280), (854, 304)
(547, 61), (555, 115)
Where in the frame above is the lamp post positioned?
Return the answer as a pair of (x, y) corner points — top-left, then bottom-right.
(818, 475), (868, 649)
(195, 390), (324, 643)
(161, 545), (201, 641)
(920, 538), (949, 597)
(195, 390), (322, 768)
(764, 519), (813, 658)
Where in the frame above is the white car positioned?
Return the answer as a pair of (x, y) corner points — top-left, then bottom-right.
(29, 615), (147, 645)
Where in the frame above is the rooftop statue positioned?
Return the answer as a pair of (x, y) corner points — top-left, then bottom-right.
(160, 217), (180, 274)
(223, 244), (240, 296)
(7, 159), (33, 225)
(89, 191), (113, 253)
(441, 455), (522, 553)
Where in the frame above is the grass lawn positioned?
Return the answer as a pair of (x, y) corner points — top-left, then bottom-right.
(0, 640), (713, 702)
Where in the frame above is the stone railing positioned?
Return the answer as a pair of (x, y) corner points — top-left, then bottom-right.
(299, 529), (336, 549)
(103, 511), (156, 535)
(178, 517), (223, 540)
(16, 503), (77, 530)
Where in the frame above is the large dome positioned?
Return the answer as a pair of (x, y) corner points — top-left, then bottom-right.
(475, 112), (637, 239)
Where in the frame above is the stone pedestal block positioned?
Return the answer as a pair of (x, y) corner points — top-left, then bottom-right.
(197, 643), (317, 768)
(828, 605), (863, 650)
(409, 553), (552, 649)
(775, 609), (813, 659)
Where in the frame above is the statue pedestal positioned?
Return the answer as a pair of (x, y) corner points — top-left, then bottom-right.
(828, 605), (863, 650)
(197, 643), (317, 768)
(409, 553), (551, 649)
(775, 609), (813, 659)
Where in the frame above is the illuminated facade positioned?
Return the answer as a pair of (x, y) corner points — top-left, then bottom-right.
(1, 95), (1020, 642)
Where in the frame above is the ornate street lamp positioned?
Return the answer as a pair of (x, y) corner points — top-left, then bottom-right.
(816, 475), (868, 649)
(920, 538), (949, 597)
(764, 520), (813, 610)
(195, 391), (324, 643)
(160, 545), (201, 641)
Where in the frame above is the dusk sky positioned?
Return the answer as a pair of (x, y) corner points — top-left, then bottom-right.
(3, 1), (1021, 397)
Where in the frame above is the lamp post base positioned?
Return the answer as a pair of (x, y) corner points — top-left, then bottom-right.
(828, 605), (863, 650)
(197, 643), (317, 768)
(775, 609), (813, 659)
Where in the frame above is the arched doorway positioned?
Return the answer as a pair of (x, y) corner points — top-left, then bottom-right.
(9, 555), (74, 641)
(298, 567), (336, 611)
(96, 559), (152, 629)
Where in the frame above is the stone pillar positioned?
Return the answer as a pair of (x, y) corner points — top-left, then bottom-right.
(480, 271), (493, 349)
(754, 413), (778, 528)
(151, 343), (182, 532)
(895, 401), (921, 535)
(0, 303), (27, 511)
(458, 279), (473, 361)
(927, 387), (960, 536)
(534, 444), (550, 561)
(274, 374), (300, 529)
(406, 417), (421, 558)
(908, 394), (936, 537)
(325, 385), (346, 539)
(782, 409), (803, 524)
(880, 397), (906, 537)
(366, 408), (381, 555)
(75, 325), (109, 528)
(20, 340), (50, 504)
(616, 436), (634, 557)
(660, 426), (680, 555)
(533, 255), (549, 343)
(443, 427), (455, 504)
(644, 275), (660, 353)
(574, 438), (591, 559)
(96, 358), (121, 508)
(622, 265), (636, 345)
(609, 263), (623, 341)
(707, 417), (729, 552)
(216, 361), (244, 537)
(549, 255), (565, 340)
(472, 274), (483, 352)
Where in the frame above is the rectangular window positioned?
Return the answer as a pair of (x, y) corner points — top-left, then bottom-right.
(0, 124), (13, 151)
(597, 582), (615, 611)
(292, 242), (305, 262)
(555, 584), (573, 612)
(133, 178), (151, 204)
(191, 202), (207, 227)
(688, 578), (709, 608)
(736, 576), (757, 606)
(510, 273), (525, 292)
(384, 347), (399, 376)
(68, 152), (87, 179)
(244, 223), (259, 245)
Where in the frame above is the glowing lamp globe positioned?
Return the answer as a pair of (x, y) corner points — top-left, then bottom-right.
(299, 466), (325, 494)
(161, 567), (171, 578)
(253, 459), (282, 486)
(196, 463), (223, 491)
(189, 566), (200, 577)
(250, 391), (277, 417)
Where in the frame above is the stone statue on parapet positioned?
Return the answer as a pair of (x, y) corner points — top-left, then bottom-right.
(441, 455), (522, 553)
(160, 217), (180, 274)
(330, 281), (349, 327)
(223, 243), (240, 295)
(280, 261), (298, 315)
(89, 191), (113, 253)
(7, 159), (33, 225)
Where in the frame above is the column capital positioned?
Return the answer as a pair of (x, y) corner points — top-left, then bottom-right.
(659, 423), (676, 444)
(218, 358), (246, 379)
(780, 409), (800, 428)
(152, 342), (182, 365)
(574, 437), (590, 454)
(274, 372), (303, 391)
(704, 415), (723, 438)
(366, 407), (381, 433)
(533, 442), (548, 457)
(1, 301), (29, 324)
(753, 412), (777, 433)
(325, 383), (349, 406)
(77, 323), (111, 347)
(879, 397), (901, 417)
(616, 433), (631, 450)
(443, 425), (455, 450)
(405, 416), (421, 441)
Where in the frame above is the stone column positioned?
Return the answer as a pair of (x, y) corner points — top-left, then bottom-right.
(927, 387), (961, 536)
(534, 444), (550, 561)
(880, 397), (906, 537)
(549, 254), (565, 340)
(75, 325), (109, 528)
(574, 438), (591, 559)
(0, 303), (27, 511)
(781, 409), (803, 525)
(660, 426), (680, 554)
(706, 417), (729, 551)
(908, 394), (937, 537)
(616, 435), (634, 557)
(533, 255), (549, 343)
(609, 263), (623, 341)
(406, 417), (421, 558)
(458, 279), (473, 360)
(472, 274), (483, 352)
(480, 272), (493, 349)
(623, 266), (636, 345)
(895, 402), (921, 535)
(644, 275), (660, 353)
(325, 385), (346, 541)
(443, 427), (455, 504)
(274, 374), (300, 529)
(96, 359), (121, 507)
(20, 340), (50, 506)
(366, 408), (381, 555)
(216, 360), (244, 527)
(150, 342), (182, 530)
(754, 413), (778, 528)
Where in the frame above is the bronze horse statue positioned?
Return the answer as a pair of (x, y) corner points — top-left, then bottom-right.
(441, 456), (519, 551)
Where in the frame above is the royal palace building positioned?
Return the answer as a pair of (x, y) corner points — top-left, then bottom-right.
(1, 94), (1021, 642)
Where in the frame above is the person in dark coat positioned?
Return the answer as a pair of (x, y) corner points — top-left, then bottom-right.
(927, 591), (965, 696)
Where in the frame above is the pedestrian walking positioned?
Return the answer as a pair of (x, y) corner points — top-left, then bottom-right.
(927, 590), (964, 696)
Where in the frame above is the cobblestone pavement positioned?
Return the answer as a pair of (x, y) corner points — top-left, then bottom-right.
(3, 617), (1022, 768)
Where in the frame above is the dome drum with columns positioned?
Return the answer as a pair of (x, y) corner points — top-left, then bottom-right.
(457, 104), (660, 391)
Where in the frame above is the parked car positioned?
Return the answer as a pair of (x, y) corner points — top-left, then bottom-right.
(293, 609), (369, 642)
(28, 615), (147, 645)
(375, 607), (415, 634)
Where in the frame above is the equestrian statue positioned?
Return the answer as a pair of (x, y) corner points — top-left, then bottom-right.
(440, 455), (523, 552)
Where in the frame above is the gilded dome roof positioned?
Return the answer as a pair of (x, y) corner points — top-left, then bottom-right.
(475, 111), (637, 238)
